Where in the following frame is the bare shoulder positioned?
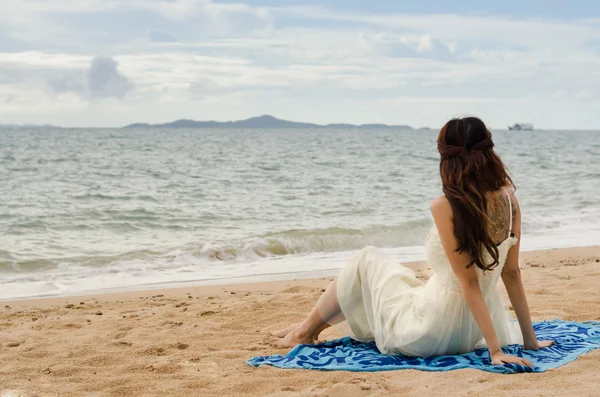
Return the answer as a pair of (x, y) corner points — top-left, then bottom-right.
(430, 196), (452, 218)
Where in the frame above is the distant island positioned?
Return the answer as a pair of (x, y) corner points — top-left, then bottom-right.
(124, 115), (415, 130)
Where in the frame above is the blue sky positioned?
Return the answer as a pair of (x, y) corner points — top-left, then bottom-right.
(220, 0), (592, 19)
(1, 0), (600, 128)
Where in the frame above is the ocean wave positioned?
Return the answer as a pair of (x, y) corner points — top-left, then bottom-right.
(0, 221), (433, 272)
(0, 247), (167, 273)
(196, 221), (432, 261)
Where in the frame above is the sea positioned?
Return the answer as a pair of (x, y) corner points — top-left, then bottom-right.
(1, 127), (599, 300)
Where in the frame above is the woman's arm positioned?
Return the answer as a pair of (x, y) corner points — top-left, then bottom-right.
(430, 197), (532, 366)
(501, 192), (554, 350)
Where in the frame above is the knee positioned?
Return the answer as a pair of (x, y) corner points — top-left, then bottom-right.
(356, 246), (382, 268)
(360, 246), (380, 256)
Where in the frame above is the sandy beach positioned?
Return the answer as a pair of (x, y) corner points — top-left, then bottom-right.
(1, 246), (599, 397)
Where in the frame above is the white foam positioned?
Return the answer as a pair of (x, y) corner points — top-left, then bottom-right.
(2, 225), (598, 301)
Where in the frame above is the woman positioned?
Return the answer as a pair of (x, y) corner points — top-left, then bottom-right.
(272, 117), (554, 367)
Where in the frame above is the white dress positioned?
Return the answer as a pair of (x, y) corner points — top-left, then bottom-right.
(336, 195), (523, 357)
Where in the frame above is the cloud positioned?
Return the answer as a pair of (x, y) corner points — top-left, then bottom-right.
(147, 29), (178, 43)
(86, 56), (133, 99)
(359, 32), (456, 61)
(188, 79), (222, 99)
(0, 54), (133, 100)
(0, 0), (273, 47)
(2, 1), (600, 128)
(47, 70), (86, 94)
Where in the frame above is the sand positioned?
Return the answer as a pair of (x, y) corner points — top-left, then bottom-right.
(1, 246), (599, 397)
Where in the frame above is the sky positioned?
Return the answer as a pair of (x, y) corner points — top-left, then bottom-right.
(1, 0), (600, 129)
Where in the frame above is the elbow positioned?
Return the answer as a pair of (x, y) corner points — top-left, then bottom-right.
(502, 267), (521, 280)
(460, 278), (480, 293)
(465, 278), (480, 288)
(459, 279), (482, 302)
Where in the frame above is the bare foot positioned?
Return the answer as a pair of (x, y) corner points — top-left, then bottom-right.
(270, 324), (298, 338)
(276, 326), (315, 348)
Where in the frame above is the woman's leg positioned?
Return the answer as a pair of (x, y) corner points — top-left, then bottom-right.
(272, 280), (346, 348)
(272, 246), (406, 348)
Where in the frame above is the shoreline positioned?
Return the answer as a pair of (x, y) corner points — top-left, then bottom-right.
(4, 236), (600, 302)
(2, 245), (597, 309)
(0, 260), (427, 311)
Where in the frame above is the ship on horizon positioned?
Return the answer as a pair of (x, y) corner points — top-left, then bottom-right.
(508, 123), (534, 131)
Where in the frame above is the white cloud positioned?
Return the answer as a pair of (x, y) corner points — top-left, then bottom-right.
(147, 29), (179, 43)
(188, 78), (223, 100)
(1, 1), (600, 128)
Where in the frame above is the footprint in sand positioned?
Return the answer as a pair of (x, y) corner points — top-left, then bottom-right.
(144, 346), (167, 356)
(110, 326), (134, 340)
(280, 386), (302, 392)
(171, 342), (189, 350)
(110, 341), (133, 347)
(282, 286), (313, 294)
(161, 320), (184, 327)
(48, 322), (84, 330)
(198, 310), (218, 317)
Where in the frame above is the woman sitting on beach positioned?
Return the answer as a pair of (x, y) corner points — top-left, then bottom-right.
(272, 117), (554, 367)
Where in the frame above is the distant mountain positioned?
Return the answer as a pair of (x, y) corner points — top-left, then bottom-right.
(124, 115), (413, 130)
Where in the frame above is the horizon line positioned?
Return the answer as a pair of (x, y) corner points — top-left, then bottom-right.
(1, 114), (597, 131)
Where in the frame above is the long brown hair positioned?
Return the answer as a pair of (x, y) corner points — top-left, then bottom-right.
(437, 117), (514, 271)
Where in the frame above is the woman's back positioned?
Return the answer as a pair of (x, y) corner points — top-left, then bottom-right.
(425, 188), (517, 293)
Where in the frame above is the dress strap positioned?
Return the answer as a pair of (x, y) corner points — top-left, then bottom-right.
(502, 187), (513, 238)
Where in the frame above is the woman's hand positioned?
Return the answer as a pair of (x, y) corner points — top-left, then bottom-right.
(524, 339), (555, 350)
(491, 351), (533, 367)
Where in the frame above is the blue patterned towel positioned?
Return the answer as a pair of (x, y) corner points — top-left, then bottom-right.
(247, 320), (600, 374)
